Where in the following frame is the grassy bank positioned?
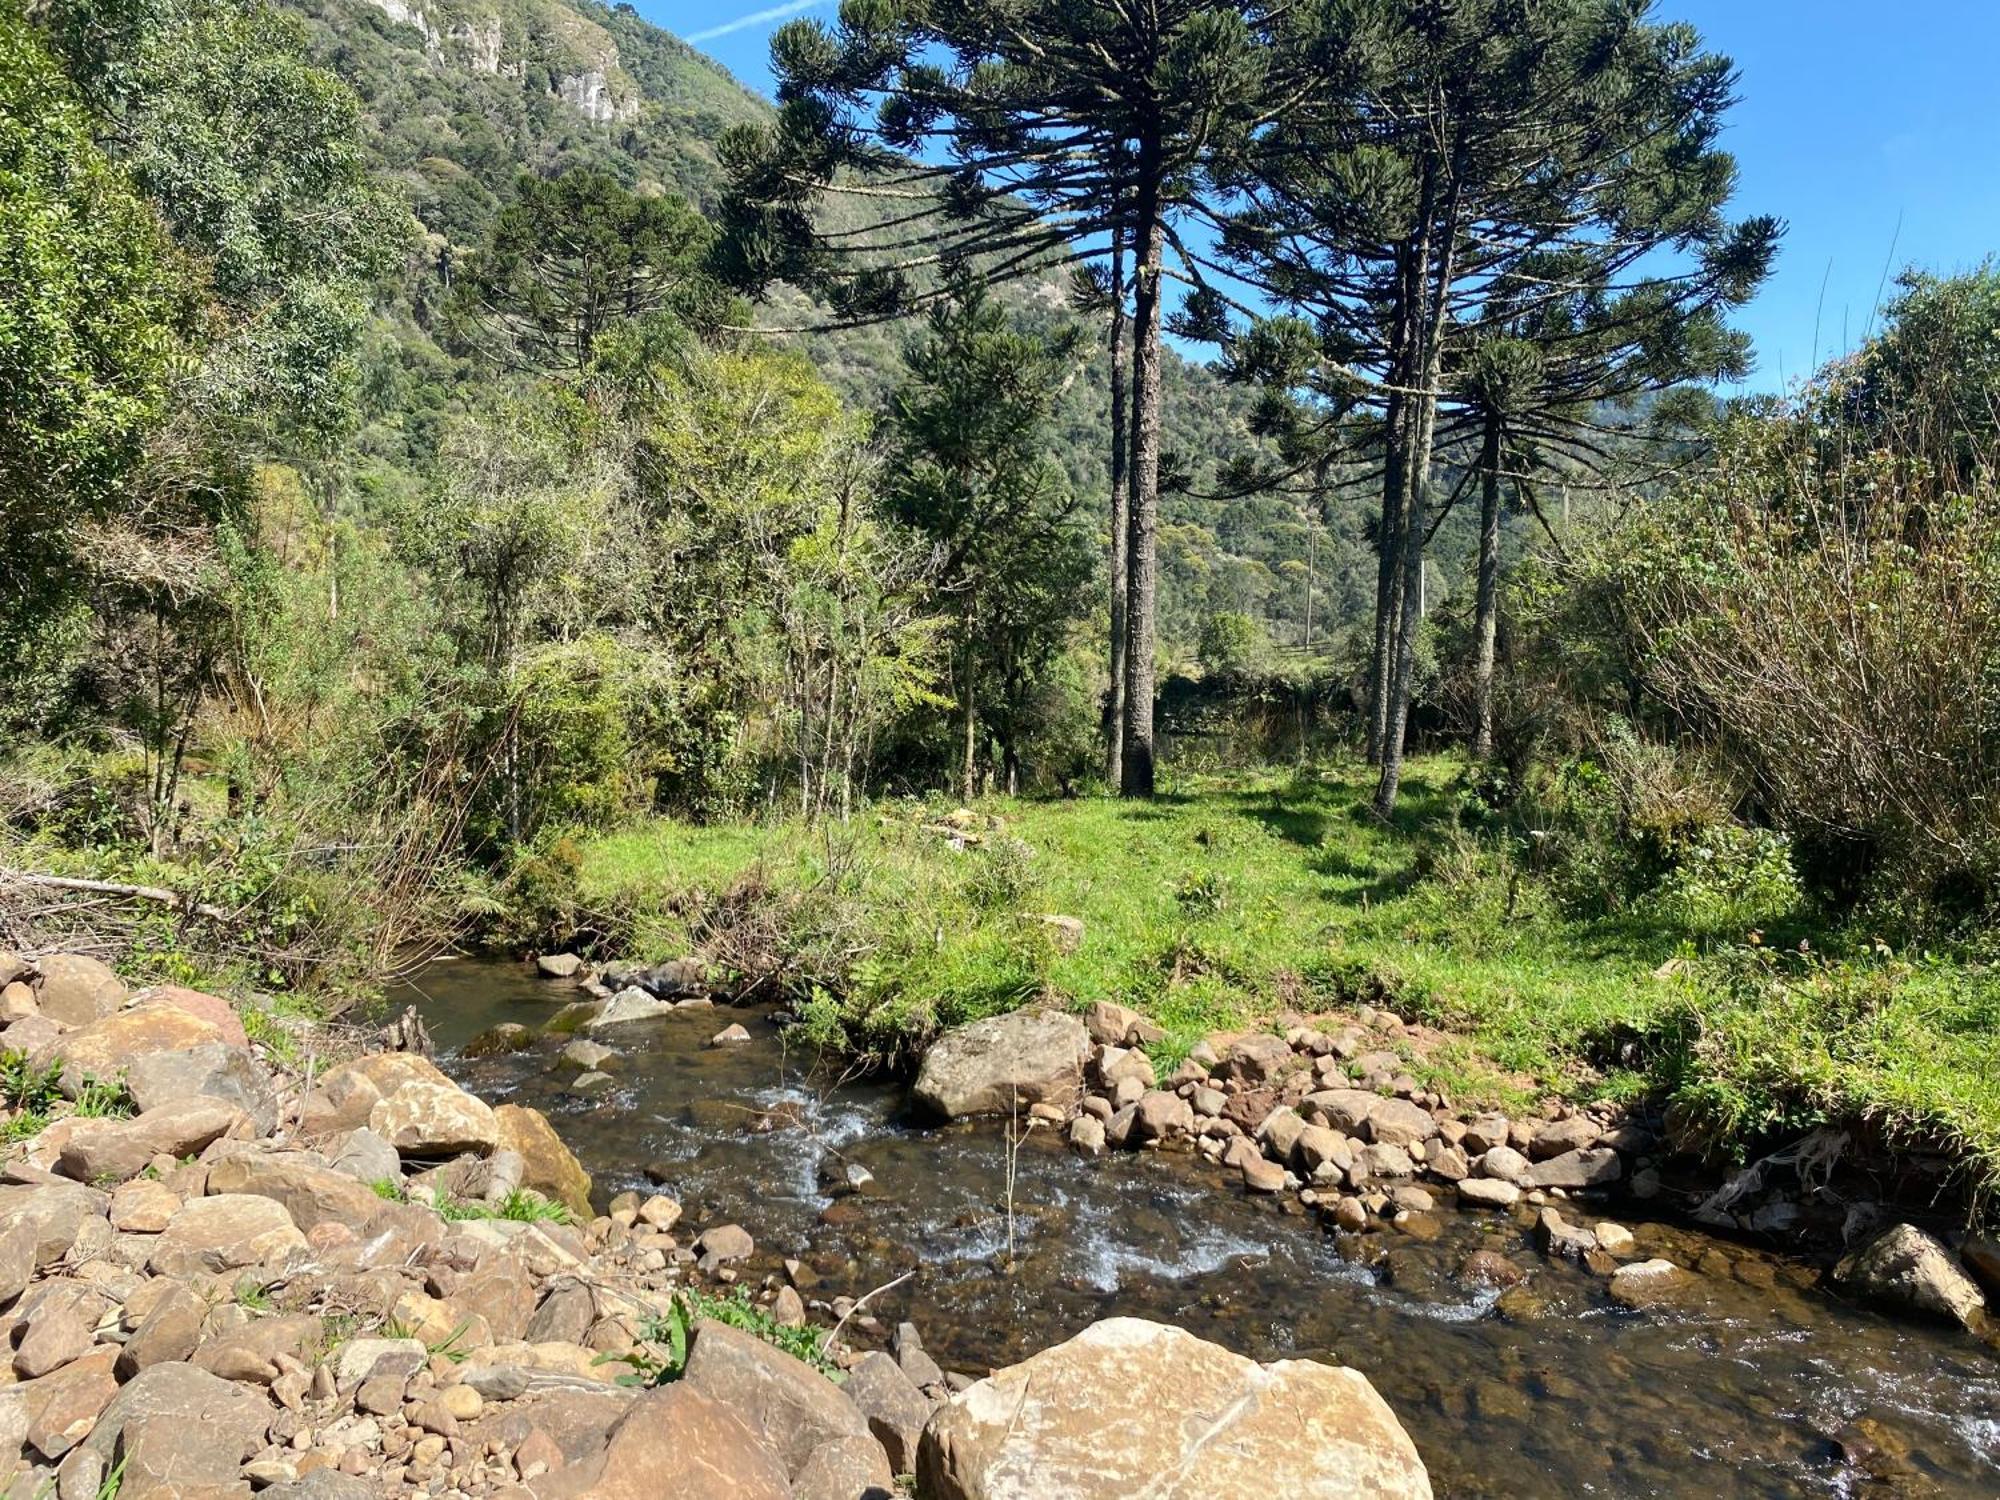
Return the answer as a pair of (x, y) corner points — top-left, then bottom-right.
(534, 757), (2000, 1200)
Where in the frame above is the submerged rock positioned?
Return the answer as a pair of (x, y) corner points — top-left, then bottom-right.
(1836, 1223), (1987, 1331)
(916, 1316), (1432, 1499)
(910, 1009), (1088, 1121)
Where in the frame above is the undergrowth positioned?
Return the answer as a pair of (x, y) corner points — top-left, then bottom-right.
(526, 756), (2000, 1204)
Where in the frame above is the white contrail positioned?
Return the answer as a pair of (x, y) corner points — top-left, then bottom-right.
(685, 0), (827, 44)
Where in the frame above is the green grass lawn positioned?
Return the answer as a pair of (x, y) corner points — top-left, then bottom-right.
(558, 757), (2000, 1201)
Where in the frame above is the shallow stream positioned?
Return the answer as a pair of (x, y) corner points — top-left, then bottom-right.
(398, 959), (2000, 1498)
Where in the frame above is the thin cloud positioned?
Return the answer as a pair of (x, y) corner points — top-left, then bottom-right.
(684, 0), (827, 44)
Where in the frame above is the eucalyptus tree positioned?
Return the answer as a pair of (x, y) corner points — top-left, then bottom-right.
(720, 0), (1331, 796)
(1206, 0), (1776, 812)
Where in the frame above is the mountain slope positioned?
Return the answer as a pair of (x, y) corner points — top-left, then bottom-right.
(283, 0), (1415, 664)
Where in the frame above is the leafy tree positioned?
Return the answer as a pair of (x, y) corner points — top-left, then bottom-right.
(40, 0), (410, 448)
(638, 346), (944, 817)
(0, 3), (195, 664)
(447, 169), (726, 375)
(886, 278), (1095, 797)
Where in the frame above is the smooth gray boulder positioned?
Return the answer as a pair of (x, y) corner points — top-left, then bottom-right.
(911, 1009), (1088, 1120)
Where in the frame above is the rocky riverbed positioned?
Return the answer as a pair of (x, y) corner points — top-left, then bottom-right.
(0, 949), (1435, 1498)
(406, 954), (2000, 1498)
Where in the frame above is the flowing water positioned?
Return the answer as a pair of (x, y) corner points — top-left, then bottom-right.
(397, 958), (2000, 1499)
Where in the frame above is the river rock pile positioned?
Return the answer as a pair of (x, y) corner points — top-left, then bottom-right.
(0, 951), (1438, 1498)
(913, 997), (1996, 1337)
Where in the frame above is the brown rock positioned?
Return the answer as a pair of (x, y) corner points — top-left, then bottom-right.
(1457, 1251), (1526, 1289)
(57, 1097), (253, 1185)
(32, 1001), (230, 1090)
(532, 1383), (790, 1500)
(203, 1153), (387, 1234)
(369, 1081), (499, 1157)
(1128, 1089), (1194, 1145)
(13, 1297), (92, 1379)
(148, 1193), (306, 1277)
(18, 1345), (119, 1460)
(1835, 1223), (1987, 1331)
(916, 1317), (1431, 1500)
(117, 1284), (206, 1377)
(0, 979), (38, 1024)
(297, 1070), (383, 1136)
(1212, 1033), (1293, 1087)
(191, 1313), (321, 1384)
(69, 1360), (269, 1490)
(108, 1178), (182, 1233)
(1240, 1154), (1287, 1194)
(910, 1009), (1088, 1121)
(841, 1350), (927, 1473)
(493, 1104), (592, 1220)
(1524, 1148), (1623, 1190)
(1366, 1097), (1439, 1148)
(1608, 1258), (1696, 1310)
(1528, 1115), (1602, 1160)
(32, 955), (126, 1028)
(127, 985), (249, 1049)
(0, 1180), (109, 1275)
(791, 1433), (896, 1500)
(122, 1044), (278, 1138)
(694, 1224), (754, 1273)
(1081, 1001), (1162, 1049)
(680, 1318), (870, 1477)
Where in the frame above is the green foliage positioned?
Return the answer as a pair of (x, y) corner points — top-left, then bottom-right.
(627, 1287), (832, 1386)
(42, 0), (412, 446)
(0, 5), (194, 661)
(1, 1050), (132, 1139)
(433, 1189), (571, 1224)
(447, 169), (724, 373)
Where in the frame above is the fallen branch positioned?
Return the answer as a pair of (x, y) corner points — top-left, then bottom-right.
(0, 868), (232, 924)
(823, 1268), (916, 1355)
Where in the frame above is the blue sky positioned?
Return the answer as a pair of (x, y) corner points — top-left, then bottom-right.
(655, 0), (2000, 392)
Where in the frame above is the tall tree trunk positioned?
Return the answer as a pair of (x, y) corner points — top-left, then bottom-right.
(1105, 231), (1131, 788)
(1376, 169), (1458, 818)
(960, 638), (977, 805)
(1367, 247), (1417, 765)
(1472, 411), (1504, 761)
(1121, 180), (1166, 798)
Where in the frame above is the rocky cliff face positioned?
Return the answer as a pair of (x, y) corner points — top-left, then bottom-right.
(354, 0), (639, 122)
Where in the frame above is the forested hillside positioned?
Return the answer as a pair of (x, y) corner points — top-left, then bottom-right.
(284, 0), (1434, 669)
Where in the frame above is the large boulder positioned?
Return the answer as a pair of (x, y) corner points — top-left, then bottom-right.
(584, 988), (677, 1029)
(531, 1382), (790, 1500)
(126, 985), (249, 1049)
(1836, 1223), (1987, 1331)
(680, 1318), (871, 1478)
(916, 1318), (1432, 1500)
(148, 1194), (306, 1277)
(369, 1080), (499, 1158)
(494, 1103), (592, 1219)
(0, 1181), (109, 1280)
(32, 955), (126, 1028)
(204, 1153), (390, 1233)
(123, 1044), (278, 1137)
(911, 1009), (1088, 1121)
(16, 1345), (119, 1461)
(32, 1000), (233, 1091)
(68, 1360), (269, 1493)
(55, 1097), (254, 1184)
